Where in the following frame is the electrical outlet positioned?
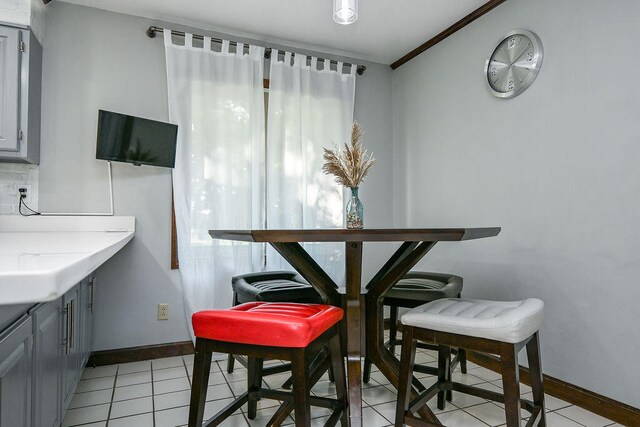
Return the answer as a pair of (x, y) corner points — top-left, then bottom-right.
(18, 185), (32, 203)
(157, 303), (169, 320)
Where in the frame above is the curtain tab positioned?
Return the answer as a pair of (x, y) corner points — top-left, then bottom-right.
(271, 49), (279, 64)
(284, 51), (292, 66)
(311, 57), (318, 70)
(236, 42), (245, 56)
(203, 36), (212, 52)
(163, 29), (173, 47)
(293, 53), (306, 67)
(337, 61), (343, 74)
(185, 33), (193, 48)
(222, 39), (230, 54)
(249, 45), (264, 59)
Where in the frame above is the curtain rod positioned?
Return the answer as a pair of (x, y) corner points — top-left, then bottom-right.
(146, 26), (366, 76)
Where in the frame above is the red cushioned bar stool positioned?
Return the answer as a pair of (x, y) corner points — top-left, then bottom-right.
(227, 271), (325, 377)
(395, 298), (546, 427)
(189, 302), (347, 427)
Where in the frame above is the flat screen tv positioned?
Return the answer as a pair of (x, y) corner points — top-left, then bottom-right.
(96, 110), (178, 168)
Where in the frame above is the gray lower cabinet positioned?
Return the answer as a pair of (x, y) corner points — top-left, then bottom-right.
(0, 315), (33, 427)
(79, 277), (95, 370)
(31, 299), (62, 427)
(0, 274), (95, 426)
(60, 276), (96, 419)
(61, 283), (81, 415)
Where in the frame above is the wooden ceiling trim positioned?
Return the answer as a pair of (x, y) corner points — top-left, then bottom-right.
(390, 0), (508, 70)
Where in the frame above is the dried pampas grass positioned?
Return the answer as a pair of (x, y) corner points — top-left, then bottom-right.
(322, 122), (376, 188)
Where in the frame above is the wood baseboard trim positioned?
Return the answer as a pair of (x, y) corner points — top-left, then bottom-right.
(87, 340), (195, 367)
(466, 351), (640, 425)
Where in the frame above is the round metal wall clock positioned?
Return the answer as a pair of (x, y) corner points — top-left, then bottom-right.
(484, 30), (543, 98)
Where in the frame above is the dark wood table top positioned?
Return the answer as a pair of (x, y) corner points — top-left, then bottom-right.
(209, 227), (501, 243)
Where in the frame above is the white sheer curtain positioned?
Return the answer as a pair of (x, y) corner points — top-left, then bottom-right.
(266, 51), (356, 283)
(164, 32), (265, 340)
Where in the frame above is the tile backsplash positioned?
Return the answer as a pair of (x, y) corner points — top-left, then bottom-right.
(0, 164), (39, 215)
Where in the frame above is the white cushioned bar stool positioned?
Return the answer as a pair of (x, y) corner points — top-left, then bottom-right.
(395, 298), (546, 427)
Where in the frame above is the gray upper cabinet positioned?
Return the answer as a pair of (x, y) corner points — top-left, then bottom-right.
(0, 24), (42, 164)
(0, 26), (20, 152)
(0, 315), (33, 427)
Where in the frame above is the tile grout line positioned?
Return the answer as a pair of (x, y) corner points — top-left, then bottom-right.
(151, 360), (157, 427)
(216, 359), (254, 424)
(550, 409), (589, 427)
(459, 405), (494, 427)
(180, 356), (192, 425)
(104, 366), (118, 427)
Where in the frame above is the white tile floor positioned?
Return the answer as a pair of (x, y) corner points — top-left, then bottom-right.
(62, 348), (621, 427)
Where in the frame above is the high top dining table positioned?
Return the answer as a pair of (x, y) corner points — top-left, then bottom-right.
(209, 228), (501, 426)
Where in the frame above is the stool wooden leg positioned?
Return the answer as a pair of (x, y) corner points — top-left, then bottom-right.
(188, 338), (211, 427)
(283, 345), (333, 389)
(437, 345), (451, 409)
(227, 293), (240, 374)
(291, 348), (311, 427)
(328, 366), (336, 383)
(395, 326), (416, 427)
(500, 343), (522, 426)
(329, 334), (348, 426)
(526, 332), (546, 426)
(389, 305), (399, 354)
(362, 358), (372, 383)
(227, 354), (235, 373)
(459, 348), (467, 374)
(247, 357), (264, 419)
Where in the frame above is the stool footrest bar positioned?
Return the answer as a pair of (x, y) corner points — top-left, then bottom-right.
(404, 413), (443, 426)
(409, 382), (441, 412)
(525, 407), (543, 427)
(203, 392), (248, 427)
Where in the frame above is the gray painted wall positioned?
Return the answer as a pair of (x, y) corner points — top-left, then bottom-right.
(392, 0), (640, 407)
(39, 3), (394, 351)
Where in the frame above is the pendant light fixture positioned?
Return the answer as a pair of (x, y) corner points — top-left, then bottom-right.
(333, 0), (358, 25)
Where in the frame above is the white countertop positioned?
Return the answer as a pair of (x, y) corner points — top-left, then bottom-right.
(0, 216), (135, 305)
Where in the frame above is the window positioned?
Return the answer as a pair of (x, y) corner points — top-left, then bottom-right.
(171, 79), (271, 269)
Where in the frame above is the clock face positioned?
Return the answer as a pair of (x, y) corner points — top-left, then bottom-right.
(485, 30), (543, 98)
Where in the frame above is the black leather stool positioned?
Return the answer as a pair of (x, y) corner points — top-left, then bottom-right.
(227, 271), (325, 376)
(364, 272), (466, 390)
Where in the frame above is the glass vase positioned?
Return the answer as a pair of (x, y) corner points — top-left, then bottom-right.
(346, 187), (364, 229)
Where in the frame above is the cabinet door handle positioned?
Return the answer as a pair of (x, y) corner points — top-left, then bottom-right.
(64, 302), (71, 353)
(69, 299), (74, 350)
(90, 277), (96, 314)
